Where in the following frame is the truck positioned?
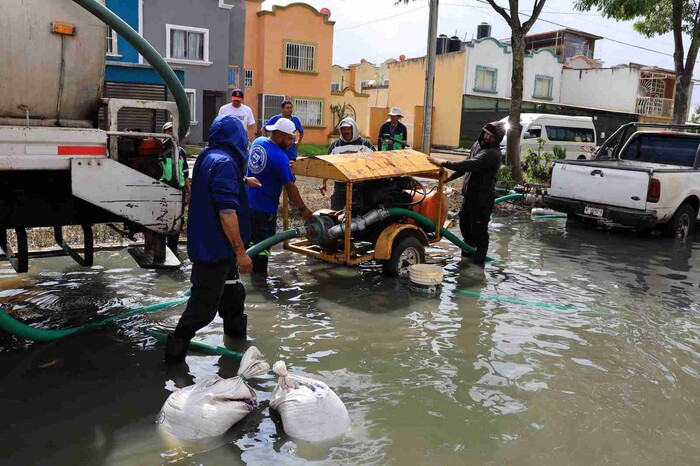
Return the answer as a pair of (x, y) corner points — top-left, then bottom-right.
(545, 122), (700, 238)
(0, 0), (190, 273)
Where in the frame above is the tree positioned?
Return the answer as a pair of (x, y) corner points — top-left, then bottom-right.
(397, 0), (548, 181)
(576, 0), (699, 124)
(691, 105), (700, 122)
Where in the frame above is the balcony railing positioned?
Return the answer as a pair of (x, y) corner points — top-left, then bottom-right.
(635, 96), (673, 118)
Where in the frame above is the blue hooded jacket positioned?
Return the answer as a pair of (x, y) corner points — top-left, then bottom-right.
(187, 115), (251, 264)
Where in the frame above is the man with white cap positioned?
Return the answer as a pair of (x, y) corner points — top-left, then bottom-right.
(378, 107), (408, 151)
(247, 118), (314, 274)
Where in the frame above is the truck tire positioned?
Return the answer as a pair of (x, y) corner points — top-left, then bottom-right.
(382, 236), (424, 277)
(663, 203), (695, 239)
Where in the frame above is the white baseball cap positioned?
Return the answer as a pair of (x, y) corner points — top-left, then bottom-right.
(162, 121), (173, 132)
(265, 118), (297, 136)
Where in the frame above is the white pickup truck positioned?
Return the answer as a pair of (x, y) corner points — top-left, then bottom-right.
(545, 123), (700, 238)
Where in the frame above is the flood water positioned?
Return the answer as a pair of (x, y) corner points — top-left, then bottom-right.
(1, 215), (699, 465)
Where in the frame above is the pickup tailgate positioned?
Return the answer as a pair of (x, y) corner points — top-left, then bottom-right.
(549, 161), (650, 210)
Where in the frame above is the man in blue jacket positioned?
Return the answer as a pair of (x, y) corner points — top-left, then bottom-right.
(165, 115), (261, 365)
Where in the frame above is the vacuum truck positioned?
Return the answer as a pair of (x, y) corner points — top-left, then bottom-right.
(0, 0), (189, 273)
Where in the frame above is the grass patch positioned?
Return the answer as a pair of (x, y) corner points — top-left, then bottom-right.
(297, 144), (329, 157)
(185, 145), (203, 156)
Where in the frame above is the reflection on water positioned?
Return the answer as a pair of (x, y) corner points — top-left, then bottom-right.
(1, 215), (699, 465)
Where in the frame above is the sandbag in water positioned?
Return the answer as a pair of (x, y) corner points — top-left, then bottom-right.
(270, 360), (351, 442)
(157, 346), (270, 440)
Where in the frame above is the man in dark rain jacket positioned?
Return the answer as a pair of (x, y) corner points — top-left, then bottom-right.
(164, 115), (257, 365)
(428, 121), (506, 266)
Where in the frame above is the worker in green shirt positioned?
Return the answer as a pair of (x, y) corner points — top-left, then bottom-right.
(161, 121), (191, 253)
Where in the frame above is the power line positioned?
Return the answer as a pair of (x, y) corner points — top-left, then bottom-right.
(335, 4), (428, 31)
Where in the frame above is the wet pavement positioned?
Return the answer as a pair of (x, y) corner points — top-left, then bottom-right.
(0, 214), (699, 465)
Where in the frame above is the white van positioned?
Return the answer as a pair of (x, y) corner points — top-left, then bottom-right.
(500, 114), (597, 160)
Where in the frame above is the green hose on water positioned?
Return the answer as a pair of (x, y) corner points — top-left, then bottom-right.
(71, 0), (190, 140)
(246, 228), (303, 257)
(494, 193), (524, 204)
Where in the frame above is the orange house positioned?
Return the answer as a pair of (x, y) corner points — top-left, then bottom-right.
(244, 1), (334, 145)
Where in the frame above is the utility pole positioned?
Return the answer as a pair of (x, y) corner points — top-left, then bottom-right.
(421, 0), (439, 155)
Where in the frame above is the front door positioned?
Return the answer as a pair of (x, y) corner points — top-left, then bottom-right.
(203, 91), (226, 142)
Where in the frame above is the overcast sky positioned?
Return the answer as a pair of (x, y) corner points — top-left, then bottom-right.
(261, 0), (700, 107)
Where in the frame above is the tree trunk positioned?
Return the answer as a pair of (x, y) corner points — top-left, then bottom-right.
(673, 78), (690, 124)
(506, 30), (525, 181)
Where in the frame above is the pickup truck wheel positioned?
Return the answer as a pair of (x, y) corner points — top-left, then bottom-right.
(663, 203), (695, 239)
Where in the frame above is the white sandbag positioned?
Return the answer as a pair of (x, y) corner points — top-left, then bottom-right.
(157, 346), (270, 440)
(269, 361), (350, 442)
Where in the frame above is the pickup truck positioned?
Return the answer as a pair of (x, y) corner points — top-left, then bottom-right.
(545, 123), (700, 238)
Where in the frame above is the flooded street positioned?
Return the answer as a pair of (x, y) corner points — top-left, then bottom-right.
(1, 214), (699, 465)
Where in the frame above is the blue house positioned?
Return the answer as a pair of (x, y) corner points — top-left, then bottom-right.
(103, 0), (247, 143)
(104, 0), (186, 135)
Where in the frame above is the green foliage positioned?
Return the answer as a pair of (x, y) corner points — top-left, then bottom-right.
(497, 164), (515, 188)
(297, 144), (330, 157)
(330, 103), (352, 132)
(523, 139), (565, 184)
(690, 106), (700, 123)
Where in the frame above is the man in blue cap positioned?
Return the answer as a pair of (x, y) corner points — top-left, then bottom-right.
(165, 115), (261, 365)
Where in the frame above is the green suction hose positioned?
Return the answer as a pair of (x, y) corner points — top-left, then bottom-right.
(386, 208), (497, 262)
(0, 298), (187, 342)
(72, 0), (190, 140)
(246, 228), (303, 257)
(146, 331), (242, 361)
(494, 193), (524, 204)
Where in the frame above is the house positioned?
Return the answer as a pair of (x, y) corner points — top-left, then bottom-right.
(381, 25), (693, 150)
(104, 0), (186, 133)
(331, 58), (393, 93)
(243, 1), (334, 145)
(142, 0), (246, 143)
(104, 0), (245, 143)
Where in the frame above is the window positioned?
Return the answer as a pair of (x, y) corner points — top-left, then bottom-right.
(228, 66), (239, 88)
(360, 80), (371, 92)
(185, 88), (197, 125)
(244, 69), (254, 88)
(534, 75), (553, 99)
(474, 66), (498, 93)
(284, 42), (316, 72)
(621, 134), (699, 167)
(331, 82), (341, 92)
(166, 25), (209, 63)
(261, 94), (286, 127)
(524, 125), (542, 138)
(106, 26), (118, 56)
(294, 98), (323, 127)
(545, 126), (595, 143)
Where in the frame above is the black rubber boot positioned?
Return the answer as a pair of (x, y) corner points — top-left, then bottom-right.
(164, 334), (190, 365)
(224, 313), (247, 339)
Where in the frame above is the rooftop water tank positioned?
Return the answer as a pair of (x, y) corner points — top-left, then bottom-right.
(477, 22), (492, 40)
(0, 0), (106, 125)
(448, 35), (463, 53)
(436, 34), (449, 55)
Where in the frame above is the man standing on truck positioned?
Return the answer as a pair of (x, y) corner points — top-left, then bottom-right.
(247, 118), (314, 275)
(378, 107), (408, 151)
(427, 121), (505, 266)
(261, 100), (304, 161)
(164, 115), (260, 365)
(218, 89), (257, 142)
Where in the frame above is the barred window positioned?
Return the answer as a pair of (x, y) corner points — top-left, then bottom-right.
(244, 69), (254, 88)
(294, 98), (323, 127)
(474, 66), (498, 93)
(285, 42), (316, 72)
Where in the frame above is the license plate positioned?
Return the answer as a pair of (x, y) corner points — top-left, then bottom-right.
(584, 206), (604, 217)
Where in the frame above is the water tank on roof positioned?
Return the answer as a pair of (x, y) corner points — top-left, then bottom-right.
(477, 22), (491, 40)
(448, 35), (463, 53)
(436, 34), (449, 55)
(320, 8), (331, 18)
(0, 0), (106, 124)
(399, 54), (406, 61)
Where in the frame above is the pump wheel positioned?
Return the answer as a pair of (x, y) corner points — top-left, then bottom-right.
(662, 203), (695, 239)
(382, 236), (425, 277)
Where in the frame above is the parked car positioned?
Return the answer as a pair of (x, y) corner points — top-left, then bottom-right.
(500, 114), (597, 161)
(545, 123), (700, 238)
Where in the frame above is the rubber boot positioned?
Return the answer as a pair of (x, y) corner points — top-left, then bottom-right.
(164, 334), (190, 365)
(224, 313), (247, 339)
